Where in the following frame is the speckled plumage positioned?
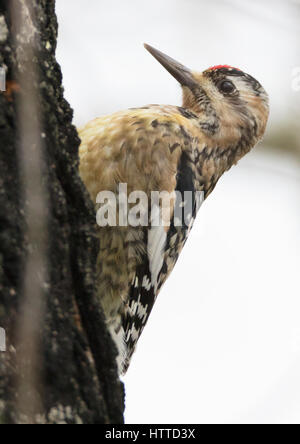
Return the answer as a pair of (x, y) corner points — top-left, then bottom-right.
(79, 45), (269, 374)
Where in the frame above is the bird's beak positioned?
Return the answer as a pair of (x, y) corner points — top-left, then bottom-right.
(144, 44), (197, 89)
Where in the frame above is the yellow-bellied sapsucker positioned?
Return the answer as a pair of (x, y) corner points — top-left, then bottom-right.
(79, 44), (269, 374)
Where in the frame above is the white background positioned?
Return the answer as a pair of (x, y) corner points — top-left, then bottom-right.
(56, 0), (300, 424)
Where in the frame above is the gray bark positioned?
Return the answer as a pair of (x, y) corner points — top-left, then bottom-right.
(0, 0), (124, 424)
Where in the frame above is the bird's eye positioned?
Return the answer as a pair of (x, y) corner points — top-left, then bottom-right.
(219, 80), (235, 94)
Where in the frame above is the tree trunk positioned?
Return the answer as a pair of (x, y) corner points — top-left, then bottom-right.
(0, 0), (124, 424)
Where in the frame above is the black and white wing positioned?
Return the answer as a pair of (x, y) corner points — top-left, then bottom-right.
(121, 150), (203, 373)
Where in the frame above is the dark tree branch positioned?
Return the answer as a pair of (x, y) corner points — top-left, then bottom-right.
(0, 0), (124, 424)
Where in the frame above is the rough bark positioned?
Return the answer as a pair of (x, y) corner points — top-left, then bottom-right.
(0, 0), (124, 424)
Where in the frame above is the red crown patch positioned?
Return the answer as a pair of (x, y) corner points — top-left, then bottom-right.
(208, 64), (241, 71)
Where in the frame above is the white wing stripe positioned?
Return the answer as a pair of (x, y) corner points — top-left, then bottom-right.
(148, 205), (167, 290)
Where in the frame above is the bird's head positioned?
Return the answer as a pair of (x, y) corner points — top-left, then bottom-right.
(144, 44), (269, 155)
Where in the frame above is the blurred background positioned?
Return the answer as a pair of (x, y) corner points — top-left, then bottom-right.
(56, 0), (300, 424)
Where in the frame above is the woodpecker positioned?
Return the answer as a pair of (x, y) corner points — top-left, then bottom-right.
(79, 44), (269, 374)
